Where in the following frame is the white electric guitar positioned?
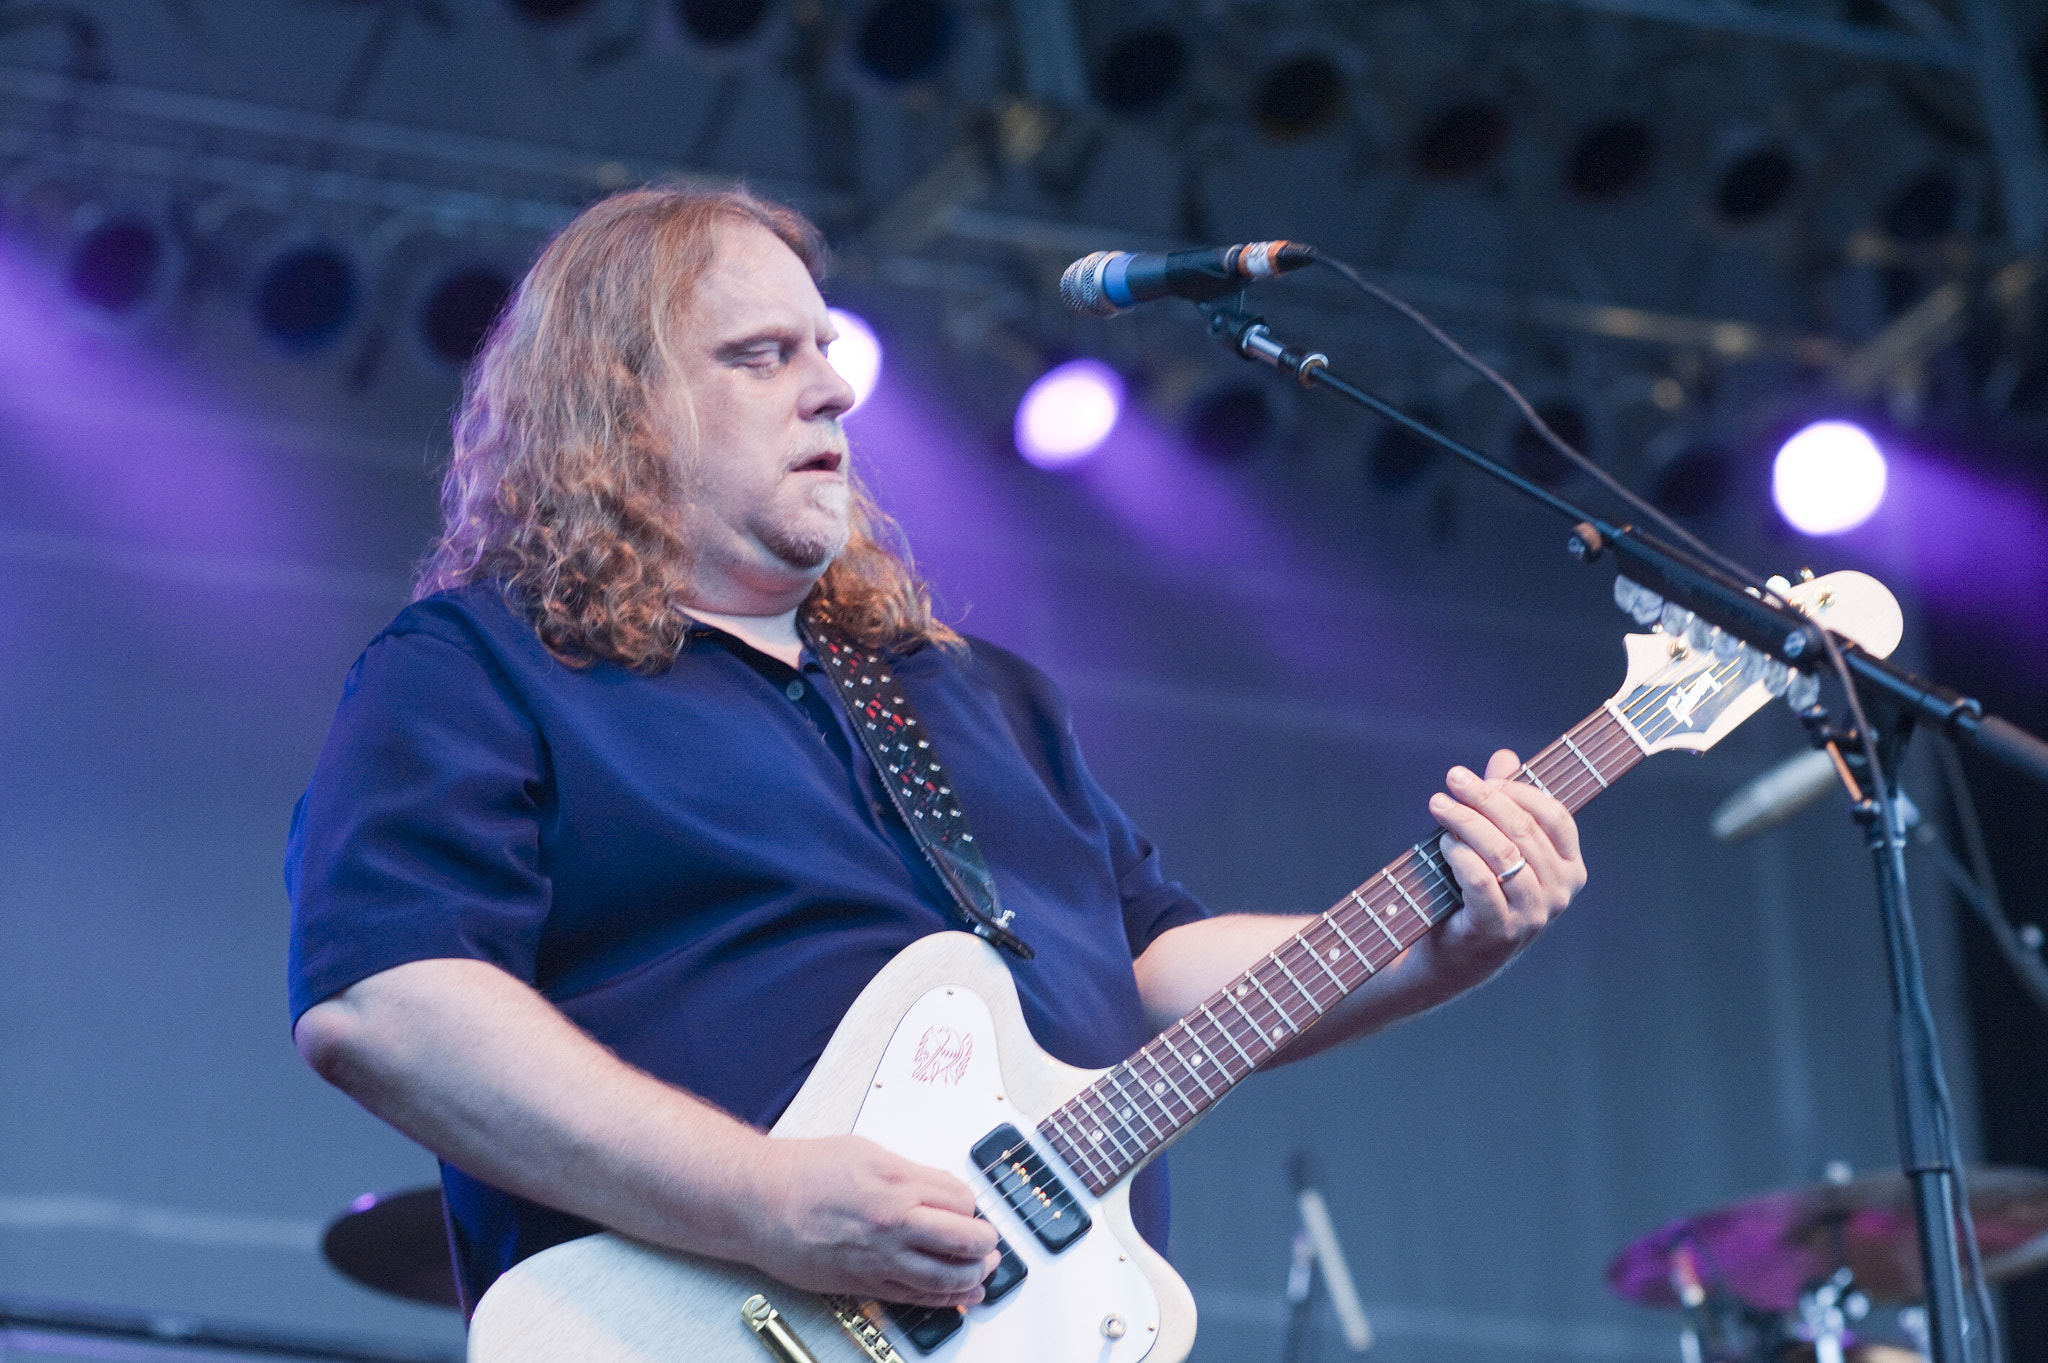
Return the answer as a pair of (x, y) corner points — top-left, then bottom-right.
(469, 571), (1902, 1363)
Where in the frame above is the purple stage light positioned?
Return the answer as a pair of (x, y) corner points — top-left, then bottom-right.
(826, 308), (881, 413)
(1772, 420), (1887, 535)
(1015, 359), (1123, 468)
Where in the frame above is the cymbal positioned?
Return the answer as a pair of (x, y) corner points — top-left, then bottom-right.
(1608, 1166), (2048, 1313)
(321, 1186), (461, 1310)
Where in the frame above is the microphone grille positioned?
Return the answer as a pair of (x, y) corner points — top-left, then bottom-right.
(1059, 252), (1124, 318)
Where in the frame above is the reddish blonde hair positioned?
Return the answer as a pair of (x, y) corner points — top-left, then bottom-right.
(417, 185), (957, 672)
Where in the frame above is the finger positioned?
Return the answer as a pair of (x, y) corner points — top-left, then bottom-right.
(1429, 782), (1530, 881)
(1444, 766), (1560, 881)
(1491, 777), (1583, 872)
(1479, 749), (1584, 868)
(899, 1203), (999, 1263)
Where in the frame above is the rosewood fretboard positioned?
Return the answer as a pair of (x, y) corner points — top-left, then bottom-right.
(1035, 702), (1653, 1196)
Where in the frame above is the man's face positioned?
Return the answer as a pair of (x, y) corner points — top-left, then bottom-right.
(663, 221), (857, 611)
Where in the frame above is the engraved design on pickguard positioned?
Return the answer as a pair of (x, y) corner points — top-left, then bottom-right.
(909, 1027), (974, 1085)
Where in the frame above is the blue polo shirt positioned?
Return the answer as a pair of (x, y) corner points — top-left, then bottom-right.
(285, 582), (1206, 1301)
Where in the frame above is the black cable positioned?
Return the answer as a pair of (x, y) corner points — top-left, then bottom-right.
(1306, 251), (2000, 1361)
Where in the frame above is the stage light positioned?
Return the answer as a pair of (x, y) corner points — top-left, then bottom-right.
(1252, 54), (1346, 142)
(1773, 421), (1887, 535)
(676, 0), (771, 44)
(1015, 359), (1122, 469)
(1507, 401), (1589, 489)
(255, 245), (358, 352)
(1367, 416), (1438, 491)
(826, 308), (881, 412)
(1566, 117), (1655, 201)
(856, 0), (954, 84)
(1411, 99), (1509, 179)
(1650, 442), (1732, 519)
(507, 0), (599, 21)
(1093, 27), (1186, 118)
(421, 265), (514, 368)
(66, 215), (167, 314)
(1713, 146), (1797, 225)
(1185, 382), (1271, 461)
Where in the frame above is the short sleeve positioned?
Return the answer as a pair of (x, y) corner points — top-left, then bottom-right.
(286, 626), (552, 1023)
(959, 637), (1209, 958)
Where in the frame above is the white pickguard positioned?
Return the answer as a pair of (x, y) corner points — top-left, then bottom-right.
(852, 986), (1160, 1363)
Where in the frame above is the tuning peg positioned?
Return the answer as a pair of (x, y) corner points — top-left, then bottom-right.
(1613, 576), (1664, 625)
(1786, 670), (1821, 710)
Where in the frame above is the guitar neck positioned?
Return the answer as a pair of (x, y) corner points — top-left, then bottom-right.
(1037, 705), (1647, 1196)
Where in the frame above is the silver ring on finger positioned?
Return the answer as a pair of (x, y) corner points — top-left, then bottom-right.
(1496, 857), (1528, 885)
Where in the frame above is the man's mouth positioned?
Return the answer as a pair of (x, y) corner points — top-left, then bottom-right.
(791, 449), (845, 475)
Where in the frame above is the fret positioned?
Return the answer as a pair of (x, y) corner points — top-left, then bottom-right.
(1222, 982), (1270, 1045)
(1200, 1003), (1259, 1073)
(1301, 931), (1348, 990)
(1378, 871), (1431, 928)
(1158, 1028), (1218, 1101)
(1034, 699), (1681, 1191)
(1061, 1116), (1114, 1187)
(1270, 951), (1324, 1016)
(1412, 840), (1455, 901)
(1559, 732), (1607, 788)
(1248, 974), (1298, 1041)
(1104, 1069), (1168, 1143)
(1133, 1048), (1196, 1124)
(1079, 1091), (1140, 1164)
(1326, 916), (1377, 973)
(1359, 888), (1405, 948)
(1044, 1113), (1108, 1187)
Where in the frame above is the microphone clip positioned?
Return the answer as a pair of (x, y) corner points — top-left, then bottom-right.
(1204, 306), (1329, 388)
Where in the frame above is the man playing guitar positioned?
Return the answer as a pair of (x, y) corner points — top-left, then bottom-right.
(286, 185), (1586, 1322)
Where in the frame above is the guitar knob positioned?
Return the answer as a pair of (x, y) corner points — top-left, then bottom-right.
(1101, 1313), (1128, 1339)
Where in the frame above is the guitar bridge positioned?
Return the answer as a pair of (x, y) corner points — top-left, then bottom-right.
(825, 1296), (909, 1363)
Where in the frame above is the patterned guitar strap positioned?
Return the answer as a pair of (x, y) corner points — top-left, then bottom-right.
(799, 611), (1034, 961)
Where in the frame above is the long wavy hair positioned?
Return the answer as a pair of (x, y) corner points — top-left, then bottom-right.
(416, 185), (958, 673)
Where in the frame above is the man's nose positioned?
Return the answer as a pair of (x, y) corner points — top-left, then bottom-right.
(805, 347), (858, 420)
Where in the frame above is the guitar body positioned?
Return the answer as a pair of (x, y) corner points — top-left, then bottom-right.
(468, 570), (1903, 1363)
(468, 931), (1198, 1363)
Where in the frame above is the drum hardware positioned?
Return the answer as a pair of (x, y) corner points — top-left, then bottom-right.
(320, 1186), (461, 1311)
(1611, 1166), (2048, 1362)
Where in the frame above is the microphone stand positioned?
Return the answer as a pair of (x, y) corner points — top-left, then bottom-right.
(1200, 302), (2048, 1363)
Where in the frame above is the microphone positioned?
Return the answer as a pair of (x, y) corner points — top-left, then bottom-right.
(1710, 749), (1839, 841)
(1059, 241), (1318, 317)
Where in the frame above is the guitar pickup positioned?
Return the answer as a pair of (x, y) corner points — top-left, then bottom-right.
(882, 1223), (1026, 1354)
(970, 1123), (1091, 1254)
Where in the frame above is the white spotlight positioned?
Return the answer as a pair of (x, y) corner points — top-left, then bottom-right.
(1772, 420), (1887, 535)
(1015, 359), (1124, 468)
(827, 308), (882, 412)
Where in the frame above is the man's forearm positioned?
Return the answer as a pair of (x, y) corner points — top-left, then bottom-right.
(295, 957), (772, 1259)
(293, 956), (1000, 1307)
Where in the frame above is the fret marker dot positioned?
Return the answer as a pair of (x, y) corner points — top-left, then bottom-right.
(1272, 1027), (1286, 1041)
(1093, 1130), (1105, 1142)
(1190, 1055), (1203, 1067)
(1329, 948), (1341, 960)
(1121, 1107), (1133, 1118)
(1235, 985), (1248, 998)
(1152, 1082), (1164, 1095)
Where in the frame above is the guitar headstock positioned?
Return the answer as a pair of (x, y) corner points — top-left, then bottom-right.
(1606, 570), (1902, 756)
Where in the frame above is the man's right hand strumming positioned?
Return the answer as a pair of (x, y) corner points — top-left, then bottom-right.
(294, 957), (996, 1309)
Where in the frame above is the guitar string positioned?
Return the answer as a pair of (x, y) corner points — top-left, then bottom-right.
(1051, 653), (1756, 1183)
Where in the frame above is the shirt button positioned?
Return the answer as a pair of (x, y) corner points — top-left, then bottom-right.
(786, 679), (805, 700)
